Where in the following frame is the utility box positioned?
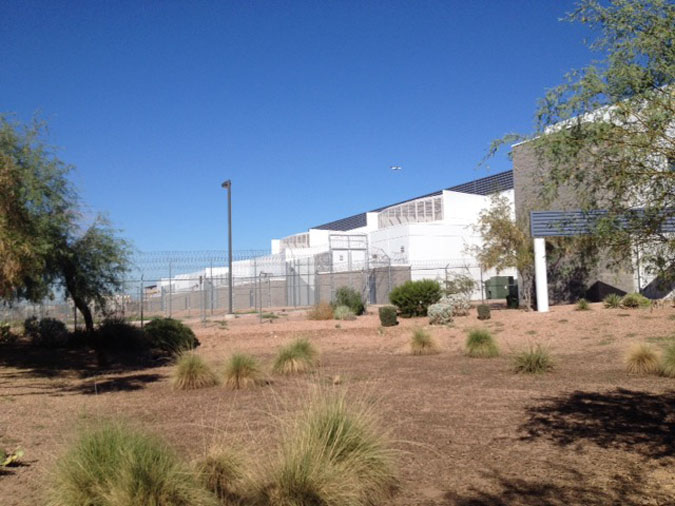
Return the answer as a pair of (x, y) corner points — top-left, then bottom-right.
(484, 276), (513, 300)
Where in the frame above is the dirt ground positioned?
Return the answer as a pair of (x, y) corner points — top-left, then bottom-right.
(1, 303), (675, 505)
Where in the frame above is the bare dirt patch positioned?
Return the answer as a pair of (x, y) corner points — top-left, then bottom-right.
(1, 303), (675, 505)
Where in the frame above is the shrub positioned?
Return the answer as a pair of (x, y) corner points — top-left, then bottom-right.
(428, 302), (453, 325)
(444, 273), (476, 299)
(273, 338), (319, 374)
(513, 345), (553, 374)
(575, 298), (590, 311)
(307, 301), (334, 320)
(603, 293), (622, 309)
(0, 321), (16, 344)
(173, 353), (219, 390)
(660, 343), (675, 378)
(49, 421), (217, 506)
(256, 390), (397, 506)
(145, 318), (199, 356)
(465, 328), (498, 358)
(334, 286), (365, 316)
(333, 305), (357, 321)
(477, 304), (491, 320)
(378, 306), (398, 327)
(625, 343), (660, 375)
(389, 279), (442, 317)
(26, 317), (68, 347)
(96, 317), (148, 351)
(621, 292), (651, 309)
(410, 328), (439, 355)
(194, 446), (244, 503)
(224, 353), (263, 390)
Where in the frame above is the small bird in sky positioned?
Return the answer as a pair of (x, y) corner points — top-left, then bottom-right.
(390, 165), (402, 171)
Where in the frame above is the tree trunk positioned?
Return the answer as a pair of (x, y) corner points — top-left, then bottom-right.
(73, 295), (108, 368)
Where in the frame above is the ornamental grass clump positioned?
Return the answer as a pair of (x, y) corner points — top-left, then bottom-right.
(194, 445), (245, 504)
(173, 352), (219, 390)
(273, 338), (319, 375)
(603, 293), (622, 309)
(660, 343), (675, 378)
(465, 328), (498, 358)
(223, 353), (263, 390)
(625, 343), (660, 375)
(410, 328), (439, 355)
(575, 298), (590, 311)
(254, 389), (397, 506)
(621, 292), (651, 309)
(48, 421), (217, 506)
(512, 345), (554, 374)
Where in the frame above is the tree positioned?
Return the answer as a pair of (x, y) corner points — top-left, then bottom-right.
(0, 115), (130, 334)
(473, 193), (534, 309)
(490, 0), (675, 284)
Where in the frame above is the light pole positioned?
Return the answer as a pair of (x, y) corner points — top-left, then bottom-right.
(221, 179), (233, 314)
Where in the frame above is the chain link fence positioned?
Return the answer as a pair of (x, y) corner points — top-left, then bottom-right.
(0, 250), (515, 326)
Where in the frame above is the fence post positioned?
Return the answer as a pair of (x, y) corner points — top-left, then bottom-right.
(168, 261), (173, 318)
(140, 275), (145, 328)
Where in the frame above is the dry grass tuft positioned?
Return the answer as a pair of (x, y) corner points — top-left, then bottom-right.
(254, 389), (397, 506)
(273, 338), (319, 375)
(410, 328), (439, 355)
(512, 345), (553, 374)
(625, 343), (660, 375)
(194, 445), (245, 504)
(173, 352), (219, 390)
(465, 328), (499, 358)
(223, 353), (263, 390)
(660, 343), (675, 378)
(307, 302), (334, 320)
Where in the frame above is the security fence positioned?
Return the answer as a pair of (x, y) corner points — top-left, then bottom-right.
(0, 250), (515, 326)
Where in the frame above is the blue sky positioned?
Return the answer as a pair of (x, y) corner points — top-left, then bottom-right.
(1, 0), (593, 252)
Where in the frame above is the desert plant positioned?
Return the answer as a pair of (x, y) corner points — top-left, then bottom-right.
(444, 273), (476, 299)
(334, 286), (365, 316)
(513, 345), (554, 374)
(389, 279), (442, 317)
(307, 301), (334, 320)
(273, 338), (319, 374)
(173, 353), (219, 390)
(428, 302), (453, 325)
(410, 328), (439, 355)
(476, 304), (491, 320)
(625, 343), (660, 375)
(444, 293), (472, 316)
(621, 292), (651, 309)
(378, 306), (398, 327)
(465, 328), (498, 358)
(333, 305), (357, 321)
(224, 353), (263, 390)
(48, 421), (217, 506)
(603, 293), (622, 309)
(194, 446), (244, 503)
(256, 389), (397, 506)
(660, 343), (675, 378)
(96, 317), (148, 351)
(145, 317), (199, 356)
(575, 298), (590, 311)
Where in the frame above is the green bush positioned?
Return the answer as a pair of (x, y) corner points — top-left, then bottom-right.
(334, 286), (365, 316)
(49, 421), (217, 506)
(389, 279), (442, 317)
(477, 304), (491, 320)
(144, 318), (199, 356)
(603, 293), (622, 308)
(465, 328), (498, 358)
(513, 345), (554, 374)
(96, 317), (148, 351)
(26, 317), (68, 347)
(621, 292), (651, 309)
(334, 305), (357, 321)
(575, 298), (590, 311)
(378, 306), (398, 327)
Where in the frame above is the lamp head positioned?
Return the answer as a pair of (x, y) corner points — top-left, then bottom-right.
(221, 179), (231, 188)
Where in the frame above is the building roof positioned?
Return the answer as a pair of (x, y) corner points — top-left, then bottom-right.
(313, 170), (513, 231)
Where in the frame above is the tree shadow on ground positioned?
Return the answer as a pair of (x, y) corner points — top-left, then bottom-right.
(62, 373), (163, 395)
(441, 465), (669, 506)
(519, 388), (675, 459)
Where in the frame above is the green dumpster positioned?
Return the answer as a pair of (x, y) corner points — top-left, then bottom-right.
(484, 276), (513, 299)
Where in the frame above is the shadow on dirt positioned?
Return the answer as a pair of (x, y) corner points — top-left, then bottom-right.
(519, 388), (675, 459)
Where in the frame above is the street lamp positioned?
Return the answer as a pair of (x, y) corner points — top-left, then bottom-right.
(221, 179), (233, 314)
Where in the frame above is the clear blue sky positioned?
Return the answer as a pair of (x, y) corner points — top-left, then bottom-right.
(1, 0), (593, 252)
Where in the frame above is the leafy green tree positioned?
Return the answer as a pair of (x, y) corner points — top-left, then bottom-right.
(0, 115), (130, 334)
(489, 0), (675, 284)
(473, 193), (534, 309)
